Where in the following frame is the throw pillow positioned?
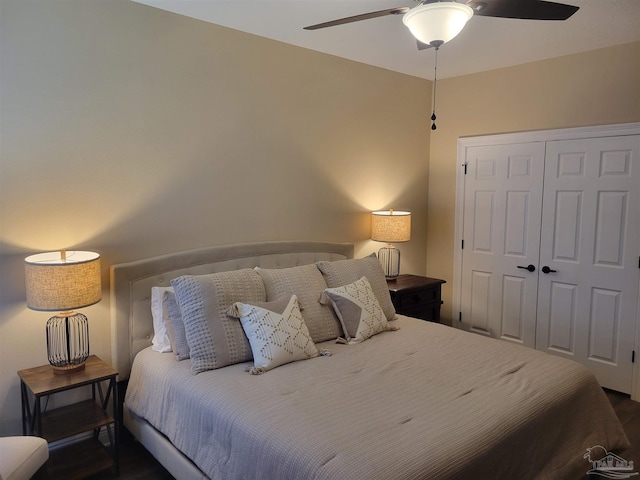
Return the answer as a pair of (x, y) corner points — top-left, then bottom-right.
(229, 295), (319, 373)
(317, 253), (396, 321)
(255, 264), (341, 343)
(171, 269), (265, 374)
(323, 276), (391, 344)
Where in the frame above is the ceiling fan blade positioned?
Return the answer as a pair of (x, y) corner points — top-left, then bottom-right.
(466, 0), (579, 20)
(417, 40), (433, 51)
(303, 7), (410, 30)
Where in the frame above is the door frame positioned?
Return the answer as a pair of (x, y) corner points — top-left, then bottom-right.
(452, 122), (640, 400)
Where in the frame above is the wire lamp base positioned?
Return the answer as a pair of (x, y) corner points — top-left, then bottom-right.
(378, 245), (401, 279)
(46, 312), (89, 375)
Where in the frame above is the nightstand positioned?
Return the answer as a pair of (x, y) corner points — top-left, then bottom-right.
(387, 274), (446, 322)
(18, 355), (119, 479)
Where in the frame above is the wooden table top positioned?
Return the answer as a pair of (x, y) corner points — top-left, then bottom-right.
(18, 355), (117, 396)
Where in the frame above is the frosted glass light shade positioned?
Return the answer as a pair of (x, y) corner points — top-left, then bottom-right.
(371, 210), (411, 243)
(25, 250), (101, 311)
(403, 2), (474, 46)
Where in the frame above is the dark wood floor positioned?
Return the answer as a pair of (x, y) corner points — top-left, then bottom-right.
(603, 389), (640, 466)
(85, 389), (640, 480)
(86, 432), (173, 480)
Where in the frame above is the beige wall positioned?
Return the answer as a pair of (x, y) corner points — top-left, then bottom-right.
(427, 42), (640, 323)
(0, 0), (430, 434)
(2, 0), (638, 437)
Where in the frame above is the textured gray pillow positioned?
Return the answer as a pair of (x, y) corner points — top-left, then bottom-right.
(317, 253), (396, 321)
(171, 269), (266, 374)
(255, 264), (342, 343)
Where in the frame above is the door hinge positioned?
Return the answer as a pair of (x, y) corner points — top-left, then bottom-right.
(633, 350), (636, 363)
(638, 256), (640, 269)
(459, 312), (462, 322)
(461, 239), (464, 249)
(462, 163), (468, 175)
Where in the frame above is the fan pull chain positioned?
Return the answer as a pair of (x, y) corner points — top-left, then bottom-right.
(431, 44), (439, 131)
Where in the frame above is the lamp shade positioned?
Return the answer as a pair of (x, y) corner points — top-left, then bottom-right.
(371, 210), (411, 243)
(25, 251), (101, 312)
(402, 2), (474, 46)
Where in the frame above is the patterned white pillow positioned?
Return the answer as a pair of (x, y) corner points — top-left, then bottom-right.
(323, 276), (392, 344)
(230, 295), (319, 373)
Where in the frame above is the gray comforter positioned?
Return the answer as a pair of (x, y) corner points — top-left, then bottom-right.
(125, 316), (628, 479)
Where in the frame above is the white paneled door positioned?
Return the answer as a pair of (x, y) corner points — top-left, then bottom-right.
(460, 142), (545, 348)
(536, 136), (640, 393)
(459, 133), (640, 393)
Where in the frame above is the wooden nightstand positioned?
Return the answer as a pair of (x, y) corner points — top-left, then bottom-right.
(18, 355), (119, 479)
(387, 274), (446, 322)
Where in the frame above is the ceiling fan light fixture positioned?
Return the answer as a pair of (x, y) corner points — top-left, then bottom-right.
(403, 2), (474, 45)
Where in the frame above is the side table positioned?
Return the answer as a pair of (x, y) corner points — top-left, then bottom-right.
(18, 355), (119, 479)
(387, 274), (446, 322)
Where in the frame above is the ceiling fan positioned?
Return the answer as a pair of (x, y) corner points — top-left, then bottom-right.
(304, 0), (579, 131)
(304, 0), (579, 50)
(304, 0), (578, 130)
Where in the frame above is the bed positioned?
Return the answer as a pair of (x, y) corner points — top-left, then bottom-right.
(110, 241), (629, 479)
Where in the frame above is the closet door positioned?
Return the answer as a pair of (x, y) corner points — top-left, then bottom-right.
(460, 143), (545, 347)
(535, 135), (640, 393)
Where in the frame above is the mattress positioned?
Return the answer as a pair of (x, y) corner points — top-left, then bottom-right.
(125, 316), (629, 479)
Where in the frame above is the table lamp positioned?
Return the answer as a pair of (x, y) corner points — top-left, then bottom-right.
(371, 210), (411, 279)
(25, 250), (101, 374)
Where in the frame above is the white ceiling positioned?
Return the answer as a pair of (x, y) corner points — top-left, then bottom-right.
(132, 0), (640, 80)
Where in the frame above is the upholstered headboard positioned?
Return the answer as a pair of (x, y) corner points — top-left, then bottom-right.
(110, 241), (354, 379)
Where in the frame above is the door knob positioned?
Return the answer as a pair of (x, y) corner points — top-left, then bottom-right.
(541, 266), (557, 274)
(517, 264), (536, 272)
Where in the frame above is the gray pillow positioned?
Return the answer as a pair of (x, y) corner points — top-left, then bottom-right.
(171, 269), (265, 374)
(164, 290), (190, 361)
(255, 264), (342, 343)
(317, 253), (396, 321)
(323, 276), (391, 344)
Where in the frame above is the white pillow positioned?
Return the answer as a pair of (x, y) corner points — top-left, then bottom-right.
(150, 286), (173, 353)
(323, 276), (392, 344)
(230, 295), (319, 373)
